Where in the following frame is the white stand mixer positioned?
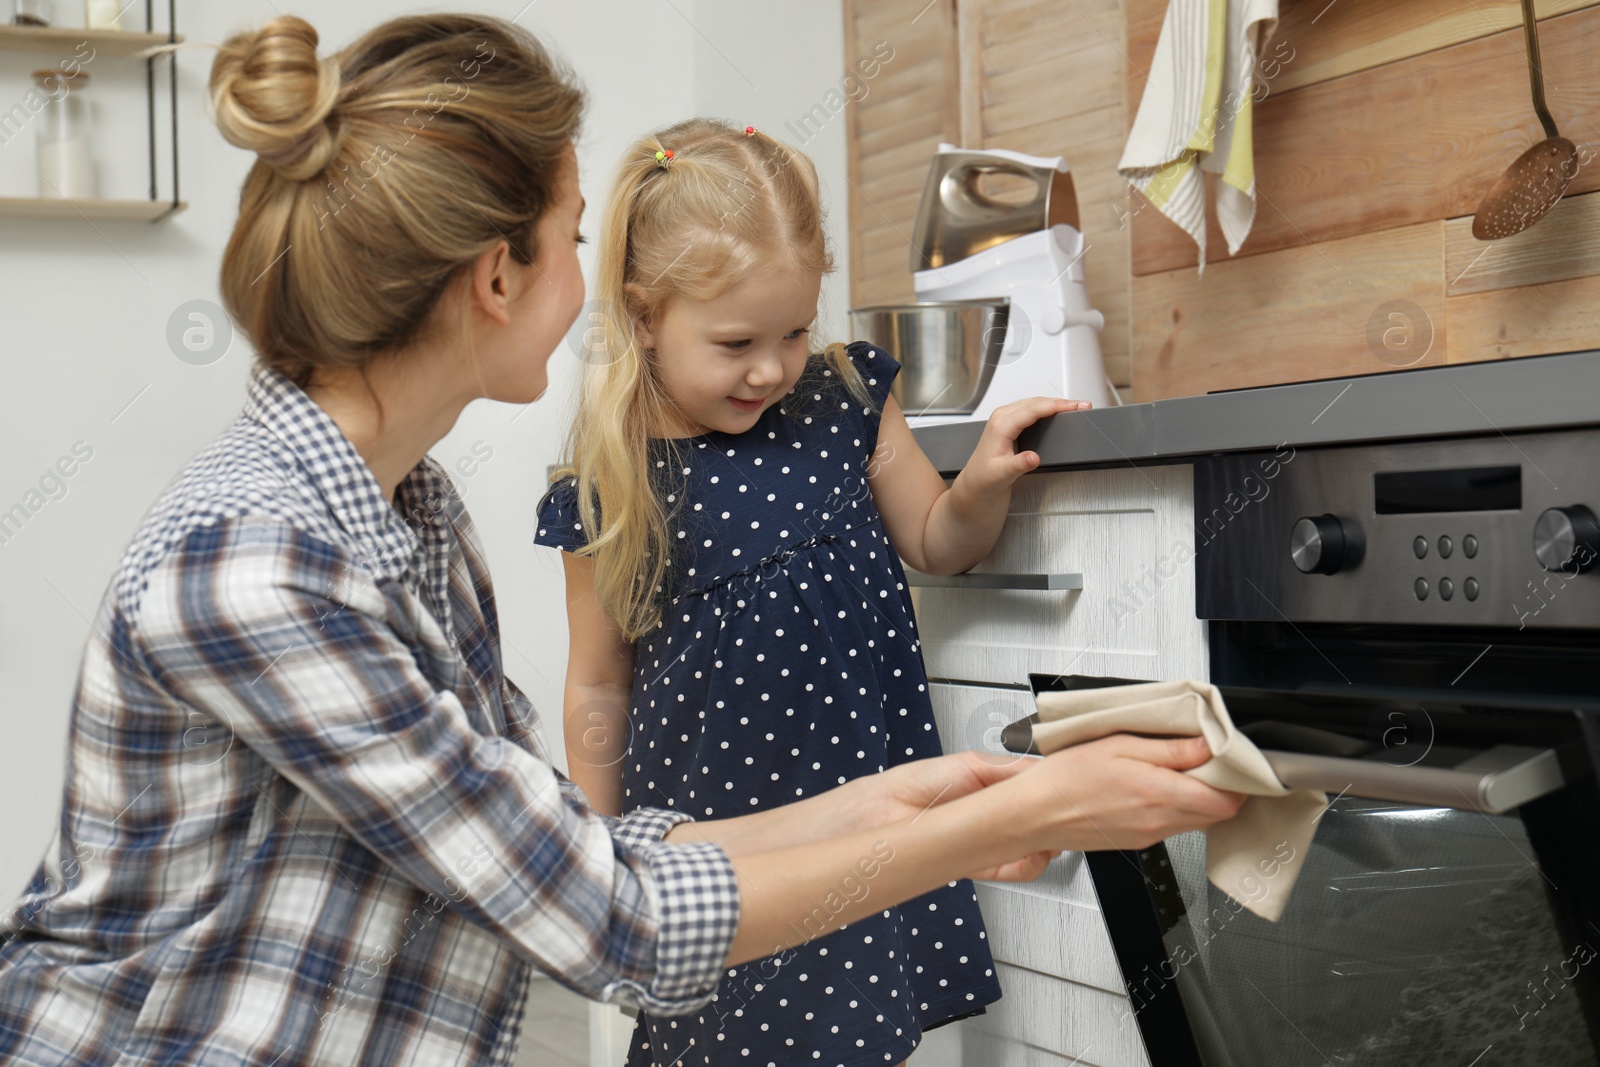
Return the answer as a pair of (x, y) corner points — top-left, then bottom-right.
(860, 144), (1113, 427)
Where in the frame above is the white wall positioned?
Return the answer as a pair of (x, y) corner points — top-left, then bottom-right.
(683, 0), (852, 345)
(0, 0), (846, 900)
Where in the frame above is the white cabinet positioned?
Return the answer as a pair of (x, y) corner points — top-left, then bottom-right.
(913, 464), (1205, 1066)
(915, 464), (1206, 687)
(588, 1001), (636, 1066)
(928, 681), (1149, 1067)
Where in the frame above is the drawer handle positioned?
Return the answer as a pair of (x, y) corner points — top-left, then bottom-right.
(904, 570), (1084, 591)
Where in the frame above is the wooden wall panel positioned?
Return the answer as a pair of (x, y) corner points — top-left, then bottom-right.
(1129, 5), (1600, 276)
(1127, 0), (1595, 105)
(1268, 0), (1595, 93)
(964, 0), (1134, 387)
(1124, 0), (1164, 106)
(844, 0), (962, 310)
(1447, 272), (1600, 362)
(1130, 222), (1446, 400)
(850, 0), (1600, 401)
(844, 0), (1135, 386)
(1445, 191), (1600, 296)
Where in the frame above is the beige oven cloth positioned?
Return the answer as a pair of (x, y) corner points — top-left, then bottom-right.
(1030, 680), (1325, 921)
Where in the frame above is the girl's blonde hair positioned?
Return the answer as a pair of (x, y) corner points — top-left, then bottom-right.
(566, 118), (866, 641)
(210, 14), (584, 387)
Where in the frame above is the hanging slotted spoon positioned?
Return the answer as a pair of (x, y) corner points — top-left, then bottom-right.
(1471, 0), (1579, 240)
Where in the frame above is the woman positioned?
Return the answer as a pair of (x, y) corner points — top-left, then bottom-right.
(0, 14), (1241, 1067)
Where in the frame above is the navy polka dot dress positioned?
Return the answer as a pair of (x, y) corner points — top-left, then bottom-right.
(535, 342), (1001, 1066)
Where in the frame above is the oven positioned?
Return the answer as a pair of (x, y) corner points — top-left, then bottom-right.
(1075, 429), (1600, 1066)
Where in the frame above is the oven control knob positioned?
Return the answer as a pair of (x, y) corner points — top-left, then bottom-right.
(1291, 515), (1347, 575)
(1533, 505), (1600, 573)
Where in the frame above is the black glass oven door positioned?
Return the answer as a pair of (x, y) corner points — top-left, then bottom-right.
(1040, 678), (1600, 1067)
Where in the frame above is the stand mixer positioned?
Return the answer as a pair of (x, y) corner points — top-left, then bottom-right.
(851, 145), (1112, 426)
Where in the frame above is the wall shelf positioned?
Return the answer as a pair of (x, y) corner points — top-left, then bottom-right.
(0, 1), (182, 223)
(0, 24), (183, 58)
(0, 195), (185, 221)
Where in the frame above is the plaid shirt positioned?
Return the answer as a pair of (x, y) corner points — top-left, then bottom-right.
(0, 364), (739, 1066)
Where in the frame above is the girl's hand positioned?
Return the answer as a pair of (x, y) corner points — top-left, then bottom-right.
(959, 397), (1090, 499)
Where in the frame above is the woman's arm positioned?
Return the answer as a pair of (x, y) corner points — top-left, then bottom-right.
(138, 522), (736, 1015)
(146, 518), (1236, 999)
(869, 394), (1088, 575)
(560, 552), (634, 817)
(668, 734), (1238, 964)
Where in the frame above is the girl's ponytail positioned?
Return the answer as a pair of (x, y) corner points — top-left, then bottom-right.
(563, 146), (679, 640)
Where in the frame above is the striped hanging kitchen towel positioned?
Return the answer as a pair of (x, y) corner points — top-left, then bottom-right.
(1118, 0), (1279, 272)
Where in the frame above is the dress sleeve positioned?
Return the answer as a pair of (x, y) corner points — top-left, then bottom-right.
(841, 340), (902, 444)
(844, 341), (901, 411)
(134, 518), (738, 1014)
(533, 475), (591, 553)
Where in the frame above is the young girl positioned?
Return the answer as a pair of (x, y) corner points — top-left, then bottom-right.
(535, 119), (1088, 1066)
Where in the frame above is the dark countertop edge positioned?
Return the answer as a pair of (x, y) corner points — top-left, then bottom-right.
(913, 348), (1600, 477)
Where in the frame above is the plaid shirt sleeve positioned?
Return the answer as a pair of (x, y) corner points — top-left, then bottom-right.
(133, 517), (740, 1013)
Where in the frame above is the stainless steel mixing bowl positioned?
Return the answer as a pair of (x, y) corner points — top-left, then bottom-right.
(848, 299), (1010, 416)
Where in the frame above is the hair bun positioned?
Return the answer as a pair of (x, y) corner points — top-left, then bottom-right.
(211, 15), (344, 180)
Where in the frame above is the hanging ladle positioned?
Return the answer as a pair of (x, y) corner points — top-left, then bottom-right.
(1471, 0), (1579, 240)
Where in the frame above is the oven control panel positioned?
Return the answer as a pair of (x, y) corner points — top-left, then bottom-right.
(1195, 430), (1600, 627)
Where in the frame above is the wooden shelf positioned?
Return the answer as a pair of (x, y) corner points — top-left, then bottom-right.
(0, 196), (185, 221)
(0, 24), (181, 58)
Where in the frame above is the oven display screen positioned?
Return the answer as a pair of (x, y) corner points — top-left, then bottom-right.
(1373, 464), (1521, 514)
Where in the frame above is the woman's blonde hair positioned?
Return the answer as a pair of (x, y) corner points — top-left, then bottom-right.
(210, 14), (584, 387)
(565, 118), (866, 641)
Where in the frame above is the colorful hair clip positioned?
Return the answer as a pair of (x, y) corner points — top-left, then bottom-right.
(654, 148), (674, 168)
(743, 126), (757, 137)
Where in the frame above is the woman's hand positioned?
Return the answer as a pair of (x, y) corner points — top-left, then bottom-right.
(775, 752), (1061, 880)
(958, 396), (1091, 497)
(1003, 734), (1246, 852)
(852, 749), (1034, 827)
(714, 736), (1244, 966)
(668, 750), (1031, 858)
(816, 735), (1244, 882)
(862, 736), (1243, 876)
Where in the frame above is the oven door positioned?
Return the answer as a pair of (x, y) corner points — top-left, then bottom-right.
(1044, 677), (1600, 1067)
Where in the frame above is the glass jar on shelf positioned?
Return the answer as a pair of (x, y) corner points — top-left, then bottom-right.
(33, 69), (96, 200)
(84, 0), (120, 31)
(12, 0), (52, 27)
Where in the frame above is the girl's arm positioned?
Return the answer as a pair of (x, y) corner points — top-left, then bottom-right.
(868, 394), (1088, 575)
(560, 552), (634, 816)
(666, 734), (1240, 965)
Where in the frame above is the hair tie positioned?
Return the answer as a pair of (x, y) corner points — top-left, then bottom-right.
(743, 126), (757, 137)
(654, 148), (674, 169)
(258, 124), (327, 170)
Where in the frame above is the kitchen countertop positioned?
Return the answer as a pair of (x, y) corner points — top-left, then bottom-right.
(911, 348), (1600, 476)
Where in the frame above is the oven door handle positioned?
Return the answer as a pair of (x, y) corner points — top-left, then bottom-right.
(904, 570), (1084, 591)
(1262, 744), (1565, 814)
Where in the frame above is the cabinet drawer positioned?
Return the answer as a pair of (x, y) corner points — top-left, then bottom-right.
(929, 682), (1099, 909)
(930, 683), (1124, 992)
(964, 962), (1148, 1067)
(916, 464), (1205, 687)
(973, 882), (1122, 994)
